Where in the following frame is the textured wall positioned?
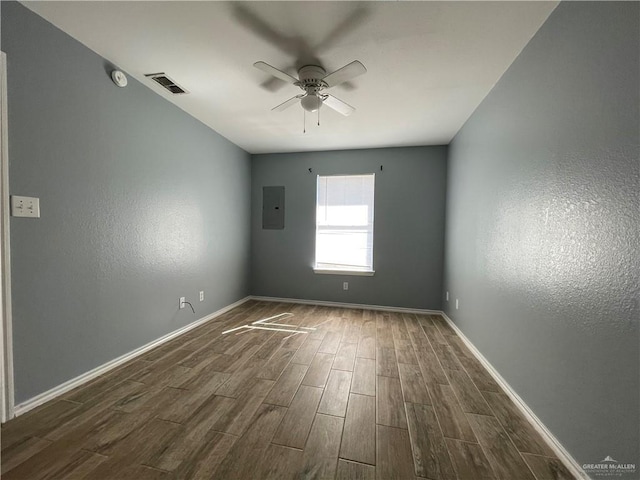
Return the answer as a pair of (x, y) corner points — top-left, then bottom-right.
(3, 3), (251, 403)
(251, 146), (447, 310)
(444, 1), (639, 472)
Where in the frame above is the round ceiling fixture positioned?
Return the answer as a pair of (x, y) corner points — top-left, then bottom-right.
(111, 70), (128, 88)
(300, 95), (321, 113)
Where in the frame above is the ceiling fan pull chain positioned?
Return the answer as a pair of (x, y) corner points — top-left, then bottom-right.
(317, 105), (320, 126)
(303, 109), (306, 134)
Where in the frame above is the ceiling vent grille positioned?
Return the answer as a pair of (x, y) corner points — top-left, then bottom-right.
(144, 72), (188, 95)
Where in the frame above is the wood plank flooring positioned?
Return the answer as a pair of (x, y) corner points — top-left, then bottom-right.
(1, 301), (575, 479)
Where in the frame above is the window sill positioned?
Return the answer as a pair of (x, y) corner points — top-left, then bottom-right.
(313, 268), (375, 277)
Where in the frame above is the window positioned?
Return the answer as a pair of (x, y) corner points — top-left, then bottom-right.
(314, 174), (375, 275)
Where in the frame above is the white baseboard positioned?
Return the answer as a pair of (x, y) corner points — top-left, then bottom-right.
(250, 295), (441, 316)
(12, 296), (251, 418)
(440, 312), (588, 480)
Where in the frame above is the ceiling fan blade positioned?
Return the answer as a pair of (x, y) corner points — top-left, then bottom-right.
(322, 94), (355, 116)
(315, 6), (371, 54)
(272, 95), (304, 112)
(322, 60), (367, 88)
(233, 4), (299, 58)
(254, 61), (299, 85)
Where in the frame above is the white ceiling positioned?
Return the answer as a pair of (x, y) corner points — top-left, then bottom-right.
(23, 1), (558, 154)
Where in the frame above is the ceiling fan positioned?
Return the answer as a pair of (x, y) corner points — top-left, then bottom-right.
(254, 60), (367, 116)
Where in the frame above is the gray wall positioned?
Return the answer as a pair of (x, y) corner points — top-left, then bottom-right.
(2, 2), (251, 404)
(251, 147), (447, 310)
(444, 1), (639, 472)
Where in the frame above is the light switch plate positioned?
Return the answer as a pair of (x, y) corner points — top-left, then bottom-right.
(11, 195), (40, 218)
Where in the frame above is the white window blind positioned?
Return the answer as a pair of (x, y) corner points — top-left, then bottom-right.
(315, 174), (375, 273)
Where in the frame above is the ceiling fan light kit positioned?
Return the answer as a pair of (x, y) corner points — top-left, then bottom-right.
(300, 95), (321, 113)
(254, 60), (366, 131)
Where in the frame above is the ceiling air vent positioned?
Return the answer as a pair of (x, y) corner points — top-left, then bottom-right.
(144, 72), (188, 95)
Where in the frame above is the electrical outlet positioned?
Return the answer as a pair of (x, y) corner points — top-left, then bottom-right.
(446, 291), (449, 301)
(11, 195), (40, 218)
(179, 296), (185, 309)
(455, 299), (459, 310)
(199, 291), (204, 302)
(343, 282), (349, 291)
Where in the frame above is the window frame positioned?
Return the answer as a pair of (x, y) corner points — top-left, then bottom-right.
(313, 173), (376, 276)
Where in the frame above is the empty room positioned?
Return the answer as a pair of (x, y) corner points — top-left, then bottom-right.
(0, 1), (638, 479)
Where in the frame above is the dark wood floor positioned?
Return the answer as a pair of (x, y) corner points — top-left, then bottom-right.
(1, 300), (575, 479)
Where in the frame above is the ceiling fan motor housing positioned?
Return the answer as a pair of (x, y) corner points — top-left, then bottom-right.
(297, 65), (327, 95)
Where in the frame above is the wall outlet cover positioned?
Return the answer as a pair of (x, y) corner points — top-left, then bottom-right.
(11, 195), (40, 218)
